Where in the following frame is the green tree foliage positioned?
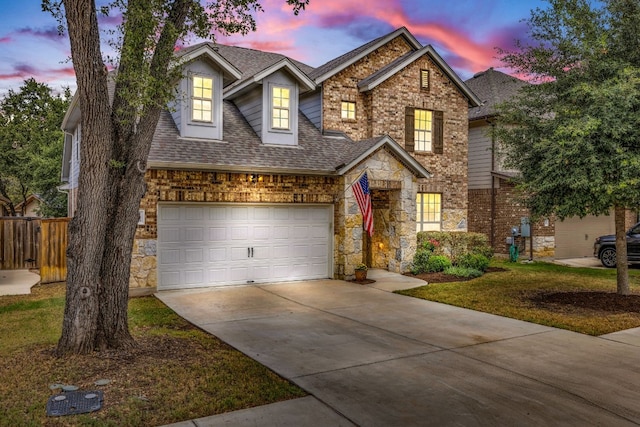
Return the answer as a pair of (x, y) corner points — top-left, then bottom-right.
(42, 0), (308, 354)
(0, 79), (70, 217)
(495, 0), (640, 294)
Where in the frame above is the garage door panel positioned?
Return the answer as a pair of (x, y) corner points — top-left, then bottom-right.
(208, 207), (226, 220)
(185, 207), (204, 220)
(253, 226), (270, 240)
(185, 227), (204, 242)
(208, 247), (226, 262)
(292, 226), (309, 238)
(159, 248), (181, 264)
(273, 226), (290, 239)
(231, 207), (249, 220)
(158, 204), (332, 290)
(208, 227), (226, 241)
(231, 246), (251, 261)
(231, 226), (249, 240)
(184, 269), (204, 285)
(159, 228), (181, 243)
(184, 248), (204, 263)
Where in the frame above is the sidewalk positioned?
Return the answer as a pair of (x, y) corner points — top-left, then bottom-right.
(0, 270), (40, 296)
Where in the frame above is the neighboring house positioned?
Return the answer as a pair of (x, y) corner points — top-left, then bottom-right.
(466, 68), (634, 258)
(15, 194), (44, 217)
(61, 27), (479, 291)
(0, 194), (43, 217)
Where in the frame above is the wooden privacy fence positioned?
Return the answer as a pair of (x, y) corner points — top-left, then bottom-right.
(0, 217), (70, 283)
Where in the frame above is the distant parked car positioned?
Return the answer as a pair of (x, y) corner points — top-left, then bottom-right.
(593, 222), (640, 267)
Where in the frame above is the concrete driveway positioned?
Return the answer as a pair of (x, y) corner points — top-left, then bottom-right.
(158, 269), (640, 426)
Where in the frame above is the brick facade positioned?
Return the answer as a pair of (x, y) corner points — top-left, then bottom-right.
(322, 40), (470, 232)
(468, 180), (555, 257)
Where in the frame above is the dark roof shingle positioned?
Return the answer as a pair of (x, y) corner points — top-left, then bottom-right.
(465, 68), (527, 120)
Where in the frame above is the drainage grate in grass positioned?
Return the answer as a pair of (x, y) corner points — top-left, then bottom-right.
(46, 390), (103, 417)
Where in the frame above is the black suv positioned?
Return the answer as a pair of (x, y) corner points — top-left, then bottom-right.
(594, 222), (640, 267)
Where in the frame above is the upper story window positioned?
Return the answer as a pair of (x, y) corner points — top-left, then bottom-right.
(414, 109), (433, 151)
(192, 76), (213, 122)
(420, 69), (430, 91)
(405, 107), (443, 154)
(341, 101), (356, 120)
(271, 86), (290, 130)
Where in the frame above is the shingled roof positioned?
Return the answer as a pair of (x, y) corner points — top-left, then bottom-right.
(465, 68), (527, 120)
(148, 101), (380, 175)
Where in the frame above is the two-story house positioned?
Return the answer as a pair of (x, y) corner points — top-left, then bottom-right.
(61, 27), (479, 291)
(465, 67), (635, 259)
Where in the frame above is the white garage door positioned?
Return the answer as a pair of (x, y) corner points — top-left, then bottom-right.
(555, 214), (614, 258)
(157, 204), (333, 290)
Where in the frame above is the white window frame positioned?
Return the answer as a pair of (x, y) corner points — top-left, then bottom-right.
(416, 192), (441, 232)
(271, 85), (291, 130)
(414, 109), (433, 152)
(191, 75), (213, 123)
(341, 101), (356, 120)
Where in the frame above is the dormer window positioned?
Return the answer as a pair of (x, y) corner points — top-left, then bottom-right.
(192, 76), (213, 122)
(271, 86), (290, 130)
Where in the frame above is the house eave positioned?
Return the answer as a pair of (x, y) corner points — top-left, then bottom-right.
(146, 161), (337, 177)
(314, 27), (422, 85)
(176, 45), (242, 81)
(336, 135), (432, 179)
(224, 59), (316, 100)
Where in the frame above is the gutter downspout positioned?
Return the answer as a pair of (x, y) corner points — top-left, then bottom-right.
(488, 119), (496, 249)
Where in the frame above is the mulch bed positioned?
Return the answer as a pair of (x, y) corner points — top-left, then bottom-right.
(406, 266), (507, 284)
(530, 291), (640, 313)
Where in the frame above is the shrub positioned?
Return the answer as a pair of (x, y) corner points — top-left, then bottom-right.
(417, 231), (493, 263)
(444, 266), (483, 279)
(425, 255), (452, 272)
(411, 249), (432, 275)
(456, 253), (490, 272)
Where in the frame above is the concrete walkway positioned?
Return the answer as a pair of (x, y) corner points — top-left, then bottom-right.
(0, 270), (41, 296)
(158, 269), (640, 426)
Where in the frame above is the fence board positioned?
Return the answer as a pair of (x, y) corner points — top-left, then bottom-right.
(39, 218), (69, 284)
(0, 218), (39, 270)
(0, 217), (69, 284)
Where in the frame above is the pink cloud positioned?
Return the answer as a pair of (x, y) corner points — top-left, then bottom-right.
(0, 65), (75, 82)
(0, 36), (11, 43)
(16, 26), (65, 41)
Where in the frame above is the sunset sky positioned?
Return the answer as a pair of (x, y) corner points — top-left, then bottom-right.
(0, 0), (544, 95)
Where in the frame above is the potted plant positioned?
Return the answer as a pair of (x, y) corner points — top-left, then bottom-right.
(354, 263), (368, 282)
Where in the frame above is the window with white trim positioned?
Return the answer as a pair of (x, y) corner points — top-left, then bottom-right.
(341, 101), (356, 120)
(271, 86), (290, 129)
(414, 109), (433, 152)
(191, 76), (213, 122)
(416, 193), (441, 232)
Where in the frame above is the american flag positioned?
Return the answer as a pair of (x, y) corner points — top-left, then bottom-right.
(352, 172), (373, 237)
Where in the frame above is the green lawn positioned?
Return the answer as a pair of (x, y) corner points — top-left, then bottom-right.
(0, 283), (305, 427)
(397, 259), (640, 336)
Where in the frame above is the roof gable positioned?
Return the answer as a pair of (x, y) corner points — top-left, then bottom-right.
(309, 27), (422, 84)
(357, 45), (481, 107)
(224, 58), (316, 99)
(175, 43), (242, 82)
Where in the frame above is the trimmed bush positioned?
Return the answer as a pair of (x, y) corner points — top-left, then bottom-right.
(411, 249), (432, 275)
(417, 231), (493, 263)
(456, 253), (490, 272)
(444, 266), (483, 278)
(425, 255), (452, 272)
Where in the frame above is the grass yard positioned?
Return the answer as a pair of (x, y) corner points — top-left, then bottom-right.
(0, 283), (306, 427)
(397, 259), (640, 336)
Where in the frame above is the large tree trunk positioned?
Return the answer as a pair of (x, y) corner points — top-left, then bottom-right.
(57, 0), (116, 354)
(56, 0), (193, 355)
(614, 205), (630, 295)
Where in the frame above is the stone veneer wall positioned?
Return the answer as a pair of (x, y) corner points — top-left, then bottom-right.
(131, 170), (340, 288)
(337, 148), (418, 278)
(321, 37), (469, 232)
